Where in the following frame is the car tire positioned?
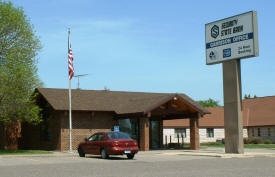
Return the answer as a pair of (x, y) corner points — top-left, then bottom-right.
(78, 147), (85, 157)
(101, 149), (108, 159)
(127, 153), (135, 159)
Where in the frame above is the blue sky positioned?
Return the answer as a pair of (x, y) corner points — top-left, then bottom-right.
(9, 0), (275, 104)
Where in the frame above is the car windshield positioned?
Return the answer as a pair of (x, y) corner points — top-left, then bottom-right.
(107, 132), (131, 140)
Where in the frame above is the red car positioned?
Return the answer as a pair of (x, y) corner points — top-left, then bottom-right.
(78, 131), (139, 159)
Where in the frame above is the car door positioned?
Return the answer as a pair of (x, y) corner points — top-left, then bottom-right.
(85, 133), (98, 154)
(93, 133), (105, 155)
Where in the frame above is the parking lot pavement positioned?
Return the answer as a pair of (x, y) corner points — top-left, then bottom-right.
(0, 152), (213, 166)
(1, 153), (275, 177)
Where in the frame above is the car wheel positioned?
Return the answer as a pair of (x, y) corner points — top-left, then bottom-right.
(78, 147), (85, 157)
(101, 149), (108, 159)
(127, 153), (135, 159)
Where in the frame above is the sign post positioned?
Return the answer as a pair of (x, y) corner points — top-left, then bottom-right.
(223, 59), (243, 153)
(205, 11), (259, 153)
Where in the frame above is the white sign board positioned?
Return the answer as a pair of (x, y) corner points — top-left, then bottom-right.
(205, 11), (259, 65)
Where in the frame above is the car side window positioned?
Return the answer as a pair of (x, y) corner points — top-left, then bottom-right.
(88, 134), (98, 141)
(97, 133), (104, 141)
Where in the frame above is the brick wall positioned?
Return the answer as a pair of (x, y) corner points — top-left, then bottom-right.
(60, 111), (116, 151)
(19, 110), (61, 150)
(20, 110), (117, 151)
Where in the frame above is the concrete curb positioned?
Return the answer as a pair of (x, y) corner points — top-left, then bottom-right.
(137, 149), (275, 158)
(154, 151), (275, 158)
(0, 152), (78, 158)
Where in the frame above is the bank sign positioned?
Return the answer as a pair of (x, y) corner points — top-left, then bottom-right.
(205, 11), (259, 65)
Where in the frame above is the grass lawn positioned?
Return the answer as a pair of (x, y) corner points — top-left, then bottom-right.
(244, 144), (275, 149)
(0, 150), (53, 155)
(200, 142), (275, 149)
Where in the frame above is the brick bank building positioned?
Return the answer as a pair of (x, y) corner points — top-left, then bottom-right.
(19, 88), (210, 151)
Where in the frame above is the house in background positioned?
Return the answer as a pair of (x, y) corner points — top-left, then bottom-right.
(243, 96), (275, 141)
(18, 88), (210, 151)
(163, 107), (248, 144)
(163, 96), (275, 144)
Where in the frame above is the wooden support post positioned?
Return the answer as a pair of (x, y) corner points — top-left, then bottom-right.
(139, 117), (149, 151)
(190, 117), (199, 150)
(159, 120), (163, 148)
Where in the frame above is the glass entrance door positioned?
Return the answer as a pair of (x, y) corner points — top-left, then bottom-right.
(118, 118), (139, 141)
(150, 120), (160, 149)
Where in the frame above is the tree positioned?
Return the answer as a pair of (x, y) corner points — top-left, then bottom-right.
(104, 86), (110, 91)
(0, 1), (42, 149)
(197, 98), (220, 107)
(244, 94), (251, 99)
(244, 94), (257, 99)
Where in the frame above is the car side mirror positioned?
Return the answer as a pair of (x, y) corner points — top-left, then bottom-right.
(84, 138), (88, 142)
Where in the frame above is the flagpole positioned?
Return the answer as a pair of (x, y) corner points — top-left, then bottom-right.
(68, 27), (73, 153)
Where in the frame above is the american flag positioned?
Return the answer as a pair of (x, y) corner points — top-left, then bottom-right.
(68, 47), (74, 80)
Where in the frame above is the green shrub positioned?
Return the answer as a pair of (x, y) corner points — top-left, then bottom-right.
(252, 137), (263, 144)
(168, 143), (183, 148)
(244, 137), (263, 144)
(201, 142), (222, 146)
(264, 140), (272, 144)
(243, 138), (249, 144)
(247, 137), (255, 144)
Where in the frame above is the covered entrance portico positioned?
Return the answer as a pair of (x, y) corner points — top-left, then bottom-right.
(116, 94), (210, 151)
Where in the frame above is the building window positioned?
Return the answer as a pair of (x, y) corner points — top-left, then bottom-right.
(40, 104), (52, 141)
(118, 118), (139, 141)
(206, 128), (214, 138)
(252, 128), (254, 137)
(258, 128), (261, 137)
(174, 128), (186, 138)
(268, 128), (271, 136)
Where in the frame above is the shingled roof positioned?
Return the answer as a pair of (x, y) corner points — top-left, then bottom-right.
(164, 96), (275, 127)
(36, 88), (209, 115)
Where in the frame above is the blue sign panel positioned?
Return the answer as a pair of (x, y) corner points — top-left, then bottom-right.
(223, 48), (231, 58)
(206, 32), (254, 49)
(114, 126), (120, 132)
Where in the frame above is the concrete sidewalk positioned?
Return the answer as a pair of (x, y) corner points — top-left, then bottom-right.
(1, 147), (275, 158)
(139, 147), (275, 158)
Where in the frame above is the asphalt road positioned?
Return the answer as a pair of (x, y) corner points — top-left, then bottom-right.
(0, 153), (275, 177)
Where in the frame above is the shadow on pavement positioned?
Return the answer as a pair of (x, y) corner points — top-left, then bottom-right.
(84, 155), (136, 160)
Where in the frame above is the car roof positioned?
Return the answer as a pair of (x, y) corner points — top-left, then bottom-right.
(94, 131), (124, 134)
(105, 131), (125, 134)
